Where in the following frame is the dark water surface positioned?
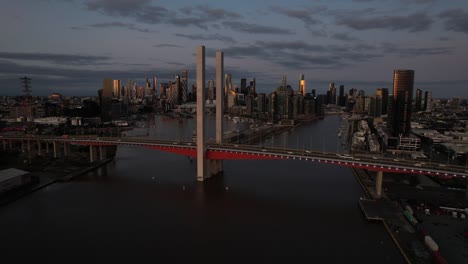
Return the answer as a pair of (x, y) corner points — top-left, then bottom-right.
(0, 115), (404, 262)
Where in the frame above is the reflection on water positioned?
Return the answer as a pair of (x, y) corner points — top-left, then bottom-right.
(0, 115), (404, 262)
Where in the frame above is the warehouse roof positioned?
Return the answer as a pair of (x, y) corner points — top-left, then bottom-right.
(0, 168), (29, 182)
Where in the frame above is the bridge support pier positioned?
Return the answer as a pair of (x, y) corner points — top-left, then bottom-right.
(376, 171), (383, 198)
(99, 145), (107, 160)
(27, 140), (31, 152)
(465, 178), (468, 201)
(53, 142), (60, 158)
(90, 146), (97, 162)
(21, 141), (25, 153)
(63, 143), (70, 156)
(45, 142), (49, 154)
(9, 140), (12, 150)
(2, 140), (6, 151)
(37, 141), (42, 156)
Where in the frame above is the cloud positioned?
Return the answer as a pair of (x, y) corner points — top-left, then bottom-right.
(269, 6), (322, 25)
(336, 12), (433, 32)
(0, 51), (110, 66)
(85, 0), (151, 16)
(222, 21), (293, 34)
(166, 62), (185, 66)
(153, 44), (183, 48)
(86, 22), (154, 32)
(381, 43), (453, 57)
(439, 9), (468, 34)
(330, 32), (359, 42)
(206, 41), (382, 70)
(174, 33), (236, 43)
(84, 1), (242, 30)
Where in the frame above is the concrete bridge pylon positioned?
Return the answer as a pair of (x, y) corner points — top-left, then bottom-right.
(196, 46), (224, 181)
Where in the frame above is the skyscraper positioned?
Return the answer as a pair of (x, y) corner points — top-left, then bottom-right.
(241, 78), (247, 95)
(391, 69), (414, 137)
(113, 80), (121, 98)
(225, 74), (232, 94)
(207, 80), (215, 101)
(339, 85), (344, 106)
(424, 91), (432, 112)
(181, 70), (188, 104)
(299, 74), (306, 96)
(152, 77), (158, 97)
(415, 88), (422, 112)
(249, 78), (256, 94)
(376, 88), (389, 115)
(328, 82), (336, 104)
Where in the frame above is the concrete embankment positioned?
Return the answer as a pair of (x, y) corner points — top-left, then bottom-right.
(353, 168), (430, 264)
(0, 158), (113, 206)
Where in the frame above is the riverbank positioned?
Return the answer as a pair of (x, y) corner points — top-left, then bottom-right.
(353, 168), (432, 264)
(0, 152), (113, 206)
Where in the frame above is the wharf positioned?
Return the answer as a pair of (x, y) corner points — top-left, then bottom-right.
(359, 198), (400, 221)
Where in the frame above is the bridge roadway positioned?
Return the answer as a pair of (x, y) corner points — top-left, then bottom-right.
(2, 135), (468, 179)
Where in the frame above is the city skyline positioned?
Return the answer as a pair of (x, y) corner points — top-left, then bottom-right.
(1, 0), (468, 97)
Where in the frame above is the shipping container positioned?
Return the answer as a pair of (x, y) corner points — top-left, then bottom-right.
(424, 236), (439, 252)
(431, 251), (447, 264)
(405, 205), (414, 215)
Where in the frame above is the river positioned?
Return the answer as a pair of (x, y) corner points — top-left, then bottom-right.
(0, 115), (404, 262)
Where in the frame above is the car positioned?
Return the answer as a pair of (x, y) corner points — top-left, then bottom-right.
(234, 144), (239, 147)
(414, 163), (422, 167)
(262, 149), (267, 152)
(372, 156), (378, 160)
(354, 158), (361, 161)
(287, 151), (293, 154)
(393, 159), (400, 162)
(305, 150), (311, 154)
(186, 142), (192, 146)
(438, 164), (446, 167)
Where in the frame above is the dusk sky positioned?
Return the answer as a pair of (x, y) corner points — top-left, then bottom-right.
(1, 0), (467, 98)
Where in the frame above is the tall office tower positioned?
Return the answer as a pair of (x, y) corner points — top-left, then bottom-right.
(299, 74), (306, 96)
(225, 74), (232, 94)
(257, 93), (267, 112)
(249, 78), (256, 94)
(311, 89), (316, 97)
(101, 79), (114, 121)
(328, 82), (336, 104)
(450, 97), (460, 110)
(102, 79), (114, 98)
(282, 76), (287, 90)
(358, 90), (365, 97)
(207, 80), (215, 101)
(241, 78), (247, 95)
(415, 88), (423, 112)
(424, 91), (432, 112)
(349, 88), (357, 99)
(159, 83), (166, 98)
(152, 77), (158, 97)
(369, 96), (382, 117)
(145, 78), (151, 96)
(376, 88), (389, 115)
(339, 85), (344, 106)
(181, 70), (188, 103)
(175, 75), (181, 104)
(133, 81), (137, 99)
(126, 80), (132, 99)
(391, 69), (414, 137)
(113, 80), (121, 98)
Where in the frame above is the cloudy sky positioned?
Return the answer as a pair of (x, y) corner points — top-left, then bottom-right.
(0, 0), (467, 98)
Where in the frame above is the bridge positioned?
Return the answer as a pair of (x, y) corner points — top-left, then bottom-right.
(1, 134), (468, 198)
(1, 45), (467, 199)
